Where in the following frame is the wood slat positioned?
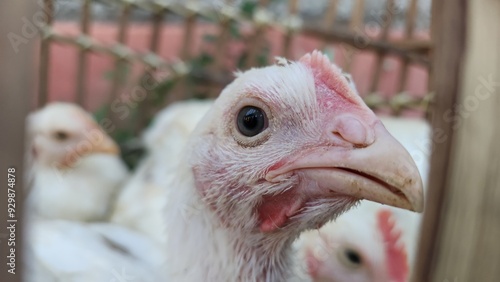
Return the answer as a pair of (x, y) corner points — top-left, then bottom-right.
(181, 1), (197, 60)
(322, 0), (339, 28)
(369, 0), (395, 93)
(109, 3), (131, 102)
(344, 0), (365, 72)
(135, 9), (165, 133)
(412, 0), (467, 280)
(149, 10), (164, 53)
(415, 0), (500, 280)
(317, 0), (340, 57)
(38, 0), (54, 107)
(302, 25), (430, 66)
(397, 0), (419, 93)
(245, 0), (270, 68)
(0, 1), (36, 281)
(214, 0), (233, 71)
(282, 0), (299, 58)
(76, 0), (91, 108)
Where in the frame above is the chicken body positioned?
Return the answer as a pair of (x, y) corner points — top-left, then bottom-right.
(110, 99), (212, 243)
(24, 103), (166, 282)
(28, 154), (128, 221)
(25, 219), (165, 282)
(25, 102), (128, 221)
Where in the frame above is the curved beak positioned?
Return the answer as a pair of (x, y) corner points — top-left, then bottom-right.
(82, 118), (120, 156)
(60, 124), (120, 168)
(91, 132), (120, 155)
(266, 122), (424, 212)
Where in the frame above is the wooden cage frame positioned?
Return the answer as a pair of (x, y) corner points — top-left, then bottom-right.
(36, 0), (432, 114)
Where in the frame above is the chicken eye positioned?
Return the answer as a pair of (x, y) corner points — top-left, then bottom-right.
(53, 131), (69, 141)
(237, 106), (268, 137)
(345, 249), (362, 265)
(338, 248), (363, 269)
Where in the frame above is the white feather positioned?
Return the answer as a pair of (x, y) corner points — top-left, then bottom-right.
(110, 99), (213, 243)
(25, 220), (165, 282)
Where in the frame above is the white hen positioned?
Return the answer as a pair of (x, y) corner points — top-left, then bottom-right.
(25, 102), (128, 221)
(159, 51), (423, 281)
(24, 103), (166, 282)
(110, 99), (212, 243)
(295, 116), (431, 282)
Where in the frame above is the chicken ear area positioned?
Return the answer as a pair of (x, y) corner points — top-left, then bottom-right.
(257, 188), (305, 232)
(256, 182), (355, 233)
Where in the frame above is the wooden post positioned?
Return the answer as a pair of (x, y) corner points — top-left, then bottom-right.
(38, 0), (54, 107)
(76, 0), (91, 108)
(109, 3), (131, 102)
(414, 0), (500, 281)
(0, 2), (36, 282)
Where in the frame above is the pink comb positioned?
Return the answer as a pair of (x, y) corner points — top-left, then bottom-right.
(376, 209), (409, 282)
(299, 50), (361, 104)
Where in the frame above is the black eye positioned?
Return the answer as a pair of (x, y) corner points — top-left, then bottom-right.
(236, 106), (268, 137)
(53, 131), (69, 141)
(345, 249), (362, 265)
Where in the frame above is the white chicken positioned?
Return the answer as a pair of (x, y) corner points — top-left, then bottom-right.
(159, 51), (424, 281)
(110, 99), (212, 243)
(295, 117), (431, 282)
(25, 102), (129, 221)
(24, 219), (166, 282)
(24, 102), (165, 282)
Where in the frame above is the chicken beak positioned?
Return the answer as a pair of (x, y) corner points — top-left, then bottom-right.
(82, 118), (120, 156)
(59, 127), (119, 169)
(92, 133), (120, 155)
(266, 122), (424, 212)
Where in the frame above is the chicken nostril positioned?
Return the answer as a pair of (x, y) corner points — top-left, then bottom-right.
(330, 115), (374, 147)
(331, 131), (343, 139)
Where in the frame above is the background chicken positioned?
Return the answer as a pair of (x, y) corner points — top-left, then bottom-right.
(110, 99), (212, 243)
(295, 117), (430, 282)
(160, 51), (423, 281)
(24, 102), (165, 282)
(25, 102), (129, 221)
(24, 219), (166, 282)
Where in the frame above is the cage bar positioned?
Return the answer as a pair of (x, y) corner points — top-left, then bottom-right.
(38, 0), (54, 107)
(76, 0), (91, 107)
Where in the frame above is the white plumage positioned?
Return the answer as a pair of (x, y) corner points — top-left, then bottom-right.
(23, 103), (166, 282)
(158, 51), (423, 281)
(110, 99), (212, 243)
(24, 51), (424, 282)
(25, 102), (129, 221)
(25, 220), (165, 282)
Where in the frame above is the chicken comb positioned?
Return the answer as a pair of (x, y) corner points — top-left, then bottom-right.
(299, 50), (361, 104)
(376, 209), (409, 282)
